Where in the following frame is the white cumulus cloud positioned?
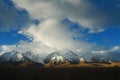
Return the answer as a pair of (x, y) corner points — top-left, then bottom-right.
(1, 0), (120, 56)
(13, 0), (110, 33)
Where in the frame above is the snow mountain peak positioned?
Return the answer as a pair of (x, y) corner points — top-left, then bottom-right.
(0, 50), (24, 62)
(64, 50), (80, 64)
(0, 50), (44, 66)
(43, 52), (66, 64)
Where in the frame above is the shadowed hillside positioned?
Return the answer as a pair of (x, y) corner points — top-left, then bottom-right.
(0, 64), (120, 80)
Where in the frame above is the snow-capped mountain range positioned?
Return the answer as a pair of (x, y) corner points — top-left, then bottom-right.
(0, 50), (83, 65)
(0, 50), (25, 62)
(0, 50), (44, 67)
(64, 50), (80, 64)
(43, 52), (66, 64)
(0, 50), (120, 65)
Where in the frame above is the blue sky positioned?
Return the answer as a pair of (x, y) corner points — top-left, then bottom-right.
(0, 0), (120, 54)
(88, 28), (120, 48)
(0, 0), (30, 45)
(0, 30), (29, 45)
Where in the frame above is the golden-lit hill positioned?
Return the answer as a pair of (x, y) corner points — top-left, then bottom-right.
(45, 62), (120, 68)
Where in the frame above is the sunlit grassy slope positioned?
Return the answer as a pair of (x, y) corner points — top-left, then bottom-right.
(45, 62), (120, 68)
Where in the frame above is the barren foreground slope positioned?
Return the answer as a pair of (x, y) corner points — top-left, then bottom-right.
(0, 63), (120, 80)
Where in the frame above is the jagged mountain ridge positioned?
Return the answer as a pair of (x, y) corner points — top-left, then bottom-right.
(0, 50), (120, 66)
(43, 52), (66, 64)
(64, 50), (80, 64)
(90, 52), (120, 63)
(0, 50), (44, 66)
(90, 55), (111, 63)
(24, 51), (44, 64)
(107, 52), (120, 62)
(0, 50), (25, 62)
